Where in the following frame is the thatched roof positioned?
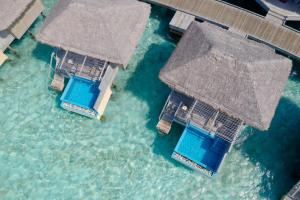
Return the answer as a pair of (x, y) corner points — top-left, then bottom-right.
(160, 22), (292, 130)
(36, 0), (150, 67)
(0, 0), (34, 31)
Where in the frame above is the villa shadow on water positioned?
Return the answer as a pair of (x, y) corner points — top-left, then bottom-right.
(32, 43), (53, 64)
(125, 5), (175, 131)
(238, 96), (300, 200)
(124, 7), (190, 165)
(125, 42), (174, 127)
(125, 44), (189, 165)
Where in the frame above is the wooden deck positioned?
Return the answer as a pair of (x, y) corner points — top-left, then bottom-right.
(55, 49), (108, 81)
(94, 87), (112, 119)
(158, 91), (243, 142)
(142, 0), (300, 59)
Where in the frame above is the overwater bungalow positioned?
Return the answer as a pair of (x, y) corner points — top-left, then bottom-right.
(157, 21), (292, 176)
(36, 0), (150, 119)
(0, 0), (43, 65)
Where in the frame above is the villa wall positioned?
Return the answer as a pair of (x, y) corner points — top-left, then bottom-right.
(93, 64), (119, 114)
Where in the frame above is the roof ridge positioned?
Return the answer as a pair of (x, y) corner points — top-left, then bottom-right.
(242, 61), (264, 127)
(245, 58), (291, 127)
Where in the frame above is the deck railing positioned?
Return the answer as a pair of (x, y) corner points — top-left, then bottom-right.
(54, 49), (108, 81)
(160, 90), (243, 143)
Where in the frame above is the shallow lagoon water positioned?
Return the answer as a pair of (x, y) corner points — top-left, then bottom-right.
(0, 1), (300, 199)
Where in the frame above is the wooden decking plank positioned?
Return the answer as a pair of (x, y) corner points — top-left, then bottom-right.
(231, 10), (247, 31)
(289, 34), (300, 54)
(280, 31), (297, 54)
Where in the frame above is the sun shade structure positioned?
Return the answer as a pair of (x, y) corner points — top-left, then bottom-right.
(157, 21), (292, 176)
(36, 0), (150, 119)
(36, 0), (151, 67)
(0, 0), (43, 65)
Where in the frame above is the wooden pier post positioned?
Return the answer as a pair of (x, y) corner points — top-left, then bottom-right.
(28, 32), (36, 40)
(7, 46), (20, 58)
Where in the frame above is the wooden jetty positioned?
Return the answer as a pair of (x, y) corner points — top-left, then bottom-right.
(283, 180), (300, 200)
(142, 0), (300, 59)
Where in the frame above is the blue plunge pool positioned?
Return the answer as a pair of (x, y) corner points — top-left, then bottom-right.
(173, 123), (230, 174)
(60, 76), (100, 110)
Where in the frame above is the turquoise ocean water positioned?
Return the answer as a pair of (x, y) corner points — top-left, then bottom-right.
(0, 1), (300, 199)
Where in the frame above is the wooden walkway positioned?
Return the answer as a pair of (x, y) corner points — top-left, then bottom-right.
(283, 180), (300, 200)
(143, 0), (300, 58)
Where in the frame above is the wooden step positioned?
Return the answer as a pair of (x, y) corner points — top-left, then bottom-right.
(265, 11), (284, 24)
(50, 73), (65, 92)
(156, 119), (172, 134)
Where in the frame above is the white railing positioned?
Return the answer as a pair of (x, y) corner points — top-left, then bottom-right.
(48, 52), (56, 84)
(79, 55), (87, 75)
(59, 50), (68, 70)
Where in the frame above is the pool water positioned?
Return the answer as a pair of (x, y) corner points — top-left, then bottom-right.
(174, 124), (230, 173)
(61, 76), (99, 110)
(0, 1), (300, 199)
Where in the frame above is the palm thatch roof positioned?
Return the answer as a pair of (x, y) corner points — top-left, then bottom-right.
(36, 0), (150, 67)
(160, 22), (292, 130)
(0, 0), (34, 31)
